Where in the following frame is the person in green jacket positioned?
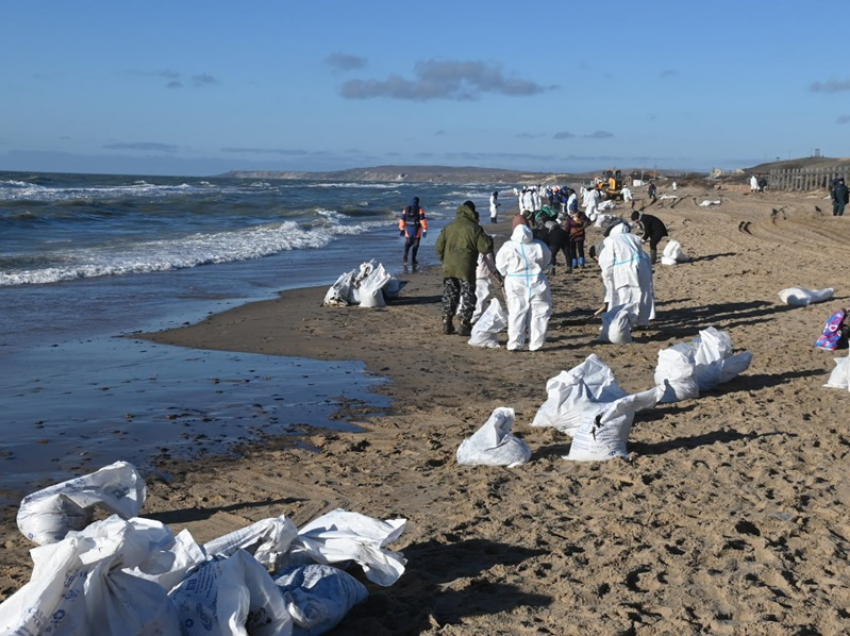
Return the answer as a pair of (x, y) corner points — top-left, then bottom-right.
(435, 201), (495, 336)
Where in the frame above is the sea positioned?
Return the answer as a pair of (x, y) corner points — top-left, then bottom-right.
(0, 170), (505, 501)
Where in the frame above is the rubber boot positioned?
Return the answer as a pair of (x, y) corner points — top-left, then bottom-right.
(442, 316), (455, 335)
(579, 257), (585, 268)
(457, 319), (472, 337)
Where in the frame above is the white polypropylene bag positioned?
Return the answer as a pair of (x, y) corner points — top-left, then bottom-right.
(17, 460), (147, 545)
(824, 353), (850, 390)
(456, 407), (532, 467)
(0, 515), (181, 635)
(169, 550), (293, 636)
(654, 343), (700, 403)
(323, 270), (355, 306)
(125, 524), (207, 592)
(382, 276), (401, 300)
(468, 298), (508, 348)
(289, 509), (407, 587)
(531, 354), (627, 436)
(565, 388), (662, 462)
(358, 263), (391, 308)
(600, 303), (636, 344)
(661, 239), (690, 265)
(692, 327), (753, 390)
(594, 213), (617, 230)
(204, 515), (299, 572)
(699, 200), (721, 206)
(778, 287), (834, 307)
(274, 564), (368, 635)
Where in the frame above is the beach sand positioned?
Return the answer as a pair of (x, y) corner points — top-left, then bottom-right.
(3, 183), (850, 634)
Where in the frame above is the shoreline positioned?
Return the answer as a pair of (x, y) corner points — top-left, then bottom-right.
(4, 187), (850, 632)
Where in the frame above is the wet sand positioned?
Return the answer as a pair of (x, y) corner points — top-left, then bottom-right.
(3, 183), (850, 634)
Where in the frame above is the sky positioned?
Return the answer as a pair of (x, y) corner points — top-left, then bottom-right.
(2, 0), (849, 177)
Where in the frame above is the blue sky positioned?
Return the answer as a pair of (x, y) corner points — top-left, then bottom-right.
(2, 0), (848, 177)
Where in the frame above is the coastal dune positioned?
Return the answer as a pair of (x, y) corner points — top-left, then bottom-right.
(3, 183), (850, 634)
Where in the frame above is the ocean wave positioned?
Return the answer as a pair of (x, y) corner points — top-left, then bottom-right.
(0, 218), (384, 286)
(0, 181), (234, 203)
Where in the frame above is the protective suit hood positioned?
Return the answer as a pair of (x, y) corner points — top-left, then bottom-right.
(606, 220), (631, 236)
(455, 204), (478, 222)
(511, 224), (533, 243)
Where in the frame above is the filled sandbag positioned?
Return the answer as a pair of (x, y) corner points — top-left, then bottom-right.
(660, 239), (690, 265)
(358, 263), (391, 308)
(824, 353), (850, 391)
(531, 354), (627, 436)
(456, 407), (532, 467)
(169, 549), (292, 636)
(599, 303), (636, 344)
(654, 344), (700, 403)
(0, 516), (182, 635)
(323, 271), (355, 306)
(565, 388), (662, 462)
(274, 564), (369, 635)
(692, 327), (753, 391)
(778, 287), (834, 307)
(468, 298), (508, 348)
(17, 460), (147, 545)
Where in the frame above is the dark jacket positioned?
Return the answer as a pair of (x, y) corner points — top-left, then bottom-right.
(638, 213), (668, 243)
(435, 204), (494, 282)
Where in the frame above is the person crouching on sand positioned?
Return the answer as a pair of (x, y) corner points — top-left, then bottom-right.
(496, 224), (552, 351)
(435, 201), (494, 336)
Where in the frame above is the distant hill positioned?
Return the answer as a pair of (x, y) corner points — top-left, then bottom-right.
(747, 156), (850, 173)
(220, 165), (598, 185)
(222, 158), (849, 185)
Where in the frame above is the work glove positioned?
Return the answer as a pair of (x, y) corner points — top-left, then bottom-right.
(399, 230), (405, 237)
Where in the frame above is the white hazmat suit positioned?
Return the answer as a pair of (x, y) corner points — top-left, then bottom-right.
(496, 224), (553, 351)
(598, 224), (655, 326)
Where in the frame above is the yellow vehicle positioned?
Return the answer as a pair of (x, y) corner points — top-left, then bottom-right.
(596, 169), (623, 200)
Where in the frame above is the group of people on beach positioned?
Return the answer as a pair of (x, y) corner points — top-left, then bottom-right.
(397, 186), (668, 351)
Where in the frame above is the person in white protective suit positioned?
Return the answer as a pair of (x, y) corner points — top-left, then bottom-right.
(597, 222), (655, 326)
(584, 186), (601, 222)
(495, 224), (553, 351)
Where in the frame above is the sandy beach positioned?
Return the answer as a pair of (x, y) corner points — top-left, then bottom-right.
(3, 182), (850, 634)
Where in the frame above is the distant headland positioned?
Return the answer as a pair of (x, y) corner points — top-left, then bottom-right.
(219, 157), (850, 185)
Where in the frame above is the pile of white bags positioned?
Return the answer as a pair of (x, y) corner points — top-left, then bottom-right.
(531, 354), (627, 436)
(599, 303), (636, 344)
(778, 287), (834, 307)
(565, 388), (662, 461)
(456, 407), (532, 467)
(323, 260), (400, 307)
(654, 327), (753, 402)
(660, 239), (690, 265)
(1, 464), (407, 635)
(468, 298), (508, 348)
